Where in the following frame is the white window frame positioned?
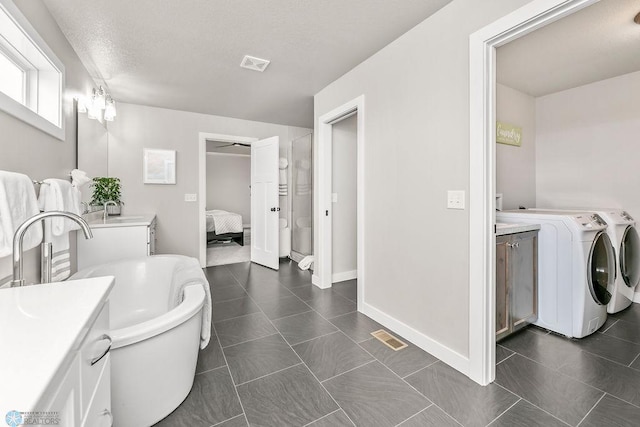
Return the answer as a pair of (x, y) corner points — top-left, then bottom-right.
(0, 0), (65, 140)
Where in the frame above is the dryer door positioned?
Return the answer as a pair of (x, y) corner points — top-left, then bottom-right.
(588, 231), (614, 305)
(620, 225), (640, 289)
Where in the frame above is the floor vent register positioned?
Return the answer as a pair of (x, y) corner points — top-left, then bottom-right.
(371, 330), (408, 351)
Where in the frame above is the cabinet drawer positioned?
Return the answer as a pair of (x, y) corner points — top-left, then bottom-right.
(79, 302), (111, 417)
(44, 355), (81, 427)
(81, 355), (112, 427)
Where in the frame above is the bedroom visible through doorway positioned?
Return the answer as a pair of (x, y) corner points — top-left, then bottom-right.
(205, 139), (253, 267)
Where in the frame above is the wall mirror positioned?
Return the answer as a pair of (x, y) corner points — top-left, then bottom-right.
(76, 109), (108, 202)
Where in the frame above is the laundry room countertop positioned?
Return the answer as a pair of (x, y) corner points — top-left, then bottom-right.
(496, 223), (541, 236)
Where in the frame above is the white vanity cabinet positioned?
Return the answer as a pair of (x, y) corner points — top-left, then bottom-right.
(0, 277), (114, 427)
(44, 303), (112, 426)
(78, 214), (156, 270)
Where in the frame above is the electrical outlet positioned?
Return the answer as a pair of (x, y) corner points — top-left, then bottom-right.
(447, 190), (465, 210)
(184, 193), (197, 202)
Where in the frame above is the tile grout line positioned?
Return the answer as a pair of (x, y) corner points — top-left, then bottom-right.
(484, 397), (521, 427)
(209, 303), (251, 427)
(301, 409), (347, 427)
(390, 403), (433, 427)
(309, 299), (438, 424)
(289, 330), (342, 347)
(576, 392), (606, 427)
(493, 383), (572, 427)
(628, 352), (640, 368)
(506, 350), (640, 413)
(234, 362), (305, 387)
(495, 350), (516, 366)
(320, 359), (377, 384)
(400, 359), (440, 380)
(211, 414), (245, 427)
(224, 264), (359, 427)
(600, 318), (619, 333)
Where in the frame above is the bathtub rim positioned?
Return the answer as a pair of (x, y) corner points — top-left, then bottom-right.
(109, 284), (205, 350)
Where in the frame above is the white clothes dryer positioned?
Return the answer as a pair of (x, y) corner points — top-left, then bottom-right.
(496, 210), (615, 338)
(532, 208), (640, 313)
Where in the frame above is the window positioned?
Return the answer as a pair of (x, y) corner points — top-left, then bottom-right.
(0, 0), (65, 140)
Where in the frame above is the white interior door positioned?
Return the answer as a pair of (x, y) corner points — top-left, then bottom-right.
(251, 136), (280, 270)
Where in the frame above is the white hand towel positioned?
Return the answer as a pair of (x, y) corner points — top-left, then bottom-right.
(37, 179), (82, 281)
(0, 171), (42, 258)
(70, 169), (91, 188)
(168, 256), (212, 349)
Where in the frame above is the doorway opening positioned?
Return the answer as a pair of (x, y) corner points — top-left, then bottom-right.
(204, 140), (252, 267)
(316, 95), (365, 310)
(469, 0), (598, 385)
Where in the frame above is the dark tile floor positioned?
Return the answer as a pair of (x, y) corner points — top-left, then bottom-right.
(155, 260), (640, 426)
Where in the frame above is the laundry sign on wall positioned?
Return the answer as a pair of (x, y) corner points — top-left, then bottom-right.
(496, 122), (522, 146)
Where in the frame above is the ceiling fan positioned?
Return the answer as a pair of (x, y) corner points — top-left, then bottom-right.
(214, 142), (251, 149)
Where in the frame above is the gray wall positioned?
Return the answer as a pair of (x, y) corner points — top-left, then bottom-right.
(108, 102), (309, 258)
(314, 0), (533, 358)
(536, 70), (640, 214)
(206, 153), (251, 223)
(0, 1), (95, 285)
(331, 115), (357, 278)
(496, 83), (537, 210)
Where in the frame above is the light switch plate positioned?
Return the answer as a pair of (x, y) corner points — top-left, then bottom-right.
(184, 193), (197, 202)
(447, 190), (465, 210)
(332, 193), (338, 203)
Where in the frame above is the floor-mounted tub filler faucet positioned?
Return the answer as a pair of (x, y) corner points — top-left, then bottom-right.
(11, 211), (93, 287)
(103, 200), (118, 221)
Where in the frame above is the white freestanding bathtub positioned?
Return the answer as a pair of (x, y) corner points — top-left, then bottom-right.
(71, 255), (208, 427)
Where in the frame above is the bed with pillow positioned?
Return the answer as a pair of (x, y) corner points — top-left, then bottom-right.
(206, 210), (244, 246)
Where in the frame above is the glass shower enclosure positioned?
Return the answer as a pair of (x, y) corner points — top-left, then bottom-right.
(290, 133), (313, 262)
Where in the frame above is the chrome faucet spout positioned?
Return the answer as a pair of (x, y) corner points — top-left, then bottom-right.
(11, 211), (93, 287)
(103, 200), (118, 221)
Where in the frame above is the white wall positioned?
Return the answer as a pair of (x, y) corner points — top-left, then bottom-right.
(206, 154), (251, 223)
(314, 0), (532, 364)
(331, 115), (357, 279)
(496, 83), (537, 210)
(0, 1), (96, 285)
(536, 70), (640, 214)
(108, 102), (309, 258)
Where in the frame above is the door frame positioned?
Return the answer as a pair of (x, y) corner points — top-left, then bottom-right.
(468, 0), (597, 385)
(315, 95), (365, 308)
(198, 132), (259, 267)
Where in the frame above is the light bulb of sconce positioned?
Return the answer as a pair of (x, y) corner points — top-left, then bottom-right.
(95, 86), (107, 110)
(87, 93), (101, 120)
(104, 98), (116, 121)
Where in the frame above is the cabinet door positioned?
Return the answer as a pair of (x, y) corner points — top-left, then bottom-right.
(496, 236), (510, 339)
(511, 232), (538, 329)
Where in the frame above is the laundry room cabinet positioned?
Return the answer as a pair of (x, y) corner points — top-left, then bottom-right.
(496, 229), (538, 341)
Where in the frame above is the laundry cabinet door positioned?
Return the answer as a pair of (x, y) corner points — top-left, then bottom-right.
(496, 235), (510, 340)
(510, 231), (538, 331)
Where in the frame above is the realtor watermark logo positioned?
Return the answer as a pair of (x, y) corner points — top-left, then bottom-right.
(5, 411), (60, 426)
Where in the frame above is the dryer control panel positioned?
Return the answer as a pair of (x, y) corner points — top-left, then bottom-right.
(573, 214), (607, 230)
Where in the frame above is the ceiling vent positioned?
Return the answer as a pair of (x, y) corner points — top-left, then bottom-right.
(240, 55), (270, 72)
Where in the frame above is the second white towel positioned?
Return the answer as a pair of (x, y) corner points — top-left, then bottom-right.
(38, 179), (82, 281)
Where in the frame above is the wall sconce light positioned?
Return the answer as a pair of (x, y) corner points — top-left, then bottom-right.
(76, 86), (117, 122)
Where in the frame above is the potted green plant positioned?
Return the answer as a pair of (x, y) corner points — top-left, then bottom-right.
(90, 177), (123, 215)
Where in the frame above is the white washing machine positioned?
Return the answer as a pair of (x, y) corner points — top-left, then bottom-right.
(496, 210), (615, 338)
(532, 209), (640, 314)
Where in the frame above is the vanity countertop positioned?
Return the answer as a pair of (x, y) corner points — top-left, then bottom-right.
(496, 223), (541, 236)
(0, 277), (114, 414)
(85, 213), (156, 228)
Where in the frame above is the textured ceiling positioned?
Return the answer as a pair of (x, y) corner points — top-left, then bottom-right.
(44, 0), (452, 127)
(497, 0), (640, 97)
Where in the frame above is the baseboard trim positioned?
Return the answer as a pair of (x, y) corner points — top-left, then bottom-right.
(360, 302), (470, 377)
(312, 274), (330, 289)
(332, 270), (357, 283)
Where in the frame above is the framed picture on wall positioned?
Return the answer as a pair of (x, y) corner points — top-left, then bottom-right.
(143, 148), (176, 184)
